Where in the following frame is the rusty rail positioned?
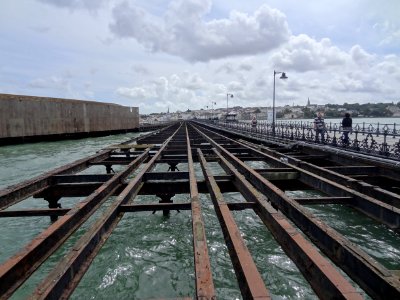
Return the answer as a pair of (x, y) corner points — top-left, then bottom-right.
(198, 148), (271, 299)
(185, 125), (216, 298)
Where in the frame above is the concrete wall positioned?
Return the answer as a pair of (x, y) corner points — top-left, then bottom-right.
(0, 94), (139, 140)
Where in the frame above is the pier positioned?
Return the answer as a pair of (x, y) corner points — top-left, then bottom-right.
(0, 121), (400, 299)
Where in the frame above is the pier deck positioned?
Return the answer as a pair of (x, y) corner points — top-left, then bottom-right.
(0, 121), (399, 299)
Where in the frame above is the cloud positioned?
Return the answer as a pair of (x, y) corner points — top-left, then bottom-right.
(37, 0), (108, 11)
(214, 57), (254, 75)
(116, 72), (228, 112)
(228, 81), (244, 91)
(27, 75), (95, 100)
(110, 1), (290, 62)
(238, 62), (253, 72)
(132, 64), (151, 76)
(376, 55), (400, 76)
(373, 21), (400, 47)
(270, 34), (348, 72)
(117, 86), (157, 100)
(332, 72), (384, 93)
(117, 73), (207, 99)
(28, 76), (70, 89)
(215, 63), (234, 74)
(350, 45), (375, 66)
(29, 26), (51, 33)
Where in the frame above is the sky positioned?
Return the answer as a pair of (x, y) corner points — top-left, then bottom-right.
(0, 0), (399, 114)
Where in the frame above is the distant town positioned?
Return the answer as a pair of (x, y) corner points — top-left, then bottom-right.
(140, 100), (400, 123)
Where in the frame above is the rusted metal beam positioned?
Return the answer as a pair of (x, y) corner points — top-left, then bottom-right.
(254, 167), (293, 172)
(0, 150), (109, 210)
(198, 148), (271, 299)
(0, 208), (70, 217)
(258, 171), (299, 180)
(192, 123), (400, 299)
(324, 165), (379, 175)
(51, 174), (114, 184)
(185, 125), (215, 299)
(227, 202), (257, 210)
(105, 143), (155, 150)
(263, 179), (311, 191)
(29, 125), (182, 300)
(37, 178), (241, 200)
(34, 183), (103, 198)
(140, 179), (237, 195)
(0, 148), (151, 299)
(143, 171), (189, 181)
(119, 202), (191, 212)
(293, 196), (354, 205)
(89, 158), (134, 165)
(289, 154), (329, 160)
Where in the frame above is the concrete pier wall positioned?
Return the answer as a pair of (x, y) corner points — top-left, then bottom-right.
(0, 94), (139, 144)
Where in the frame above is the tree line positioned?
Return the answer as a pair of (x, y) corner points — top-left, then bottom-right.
(299, 102), (399, 118)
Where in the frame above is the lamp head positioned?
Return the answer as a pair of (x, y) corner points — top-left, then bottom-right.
(230, 94), (234, 98)
(280, 72), (288, 79)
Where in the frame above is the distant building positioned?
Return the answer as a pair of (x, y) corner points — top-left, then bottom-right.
(225, 111), (238, 122)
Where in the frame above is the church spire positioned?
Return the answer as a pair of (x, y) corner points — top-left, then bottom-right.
(307, 97), (310, 106)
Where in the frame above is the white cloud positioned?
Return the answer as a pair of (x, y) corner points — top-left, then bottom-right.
(29, 76), (70, 89)
(350, 45), (375, 66)
(27, 75), (97, 100)
(29, 26), (51, 33)
(373, 21), (400, 47)
(116, 72), (230, 112)
(375, 55), (400, 77)
(117, 86), (157, 100)
(238, 60), (253, 71)
(110, 1), (290, 62)
(270, 34), (348, 72)
(228, 81), (243, 91)
(333, 74), (381, 93)
(131, 64), (151, 76)
(215, 62), (234, 74)
(37, 0), (109, 11)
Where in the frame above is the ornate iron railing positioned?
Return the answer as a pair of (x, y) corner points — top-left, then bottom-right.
(210, 120), (400, 160)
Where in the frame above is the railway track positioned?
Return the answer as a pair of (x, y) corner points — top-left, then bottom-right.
(0, 121), (399, 299)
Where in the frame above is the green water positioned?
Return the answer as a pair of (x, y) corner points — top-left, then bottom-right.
(1, 135), (399, 299)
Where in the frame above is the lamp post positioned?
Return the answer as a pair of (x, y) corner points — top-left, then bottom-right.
(272, 70), (288, 135)
(226, 93), (233, 118)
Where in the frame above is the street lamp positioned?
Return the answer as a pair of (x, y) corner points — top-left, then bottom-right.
(272, 70), (288, 135)
(226, 93), (233, 117)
